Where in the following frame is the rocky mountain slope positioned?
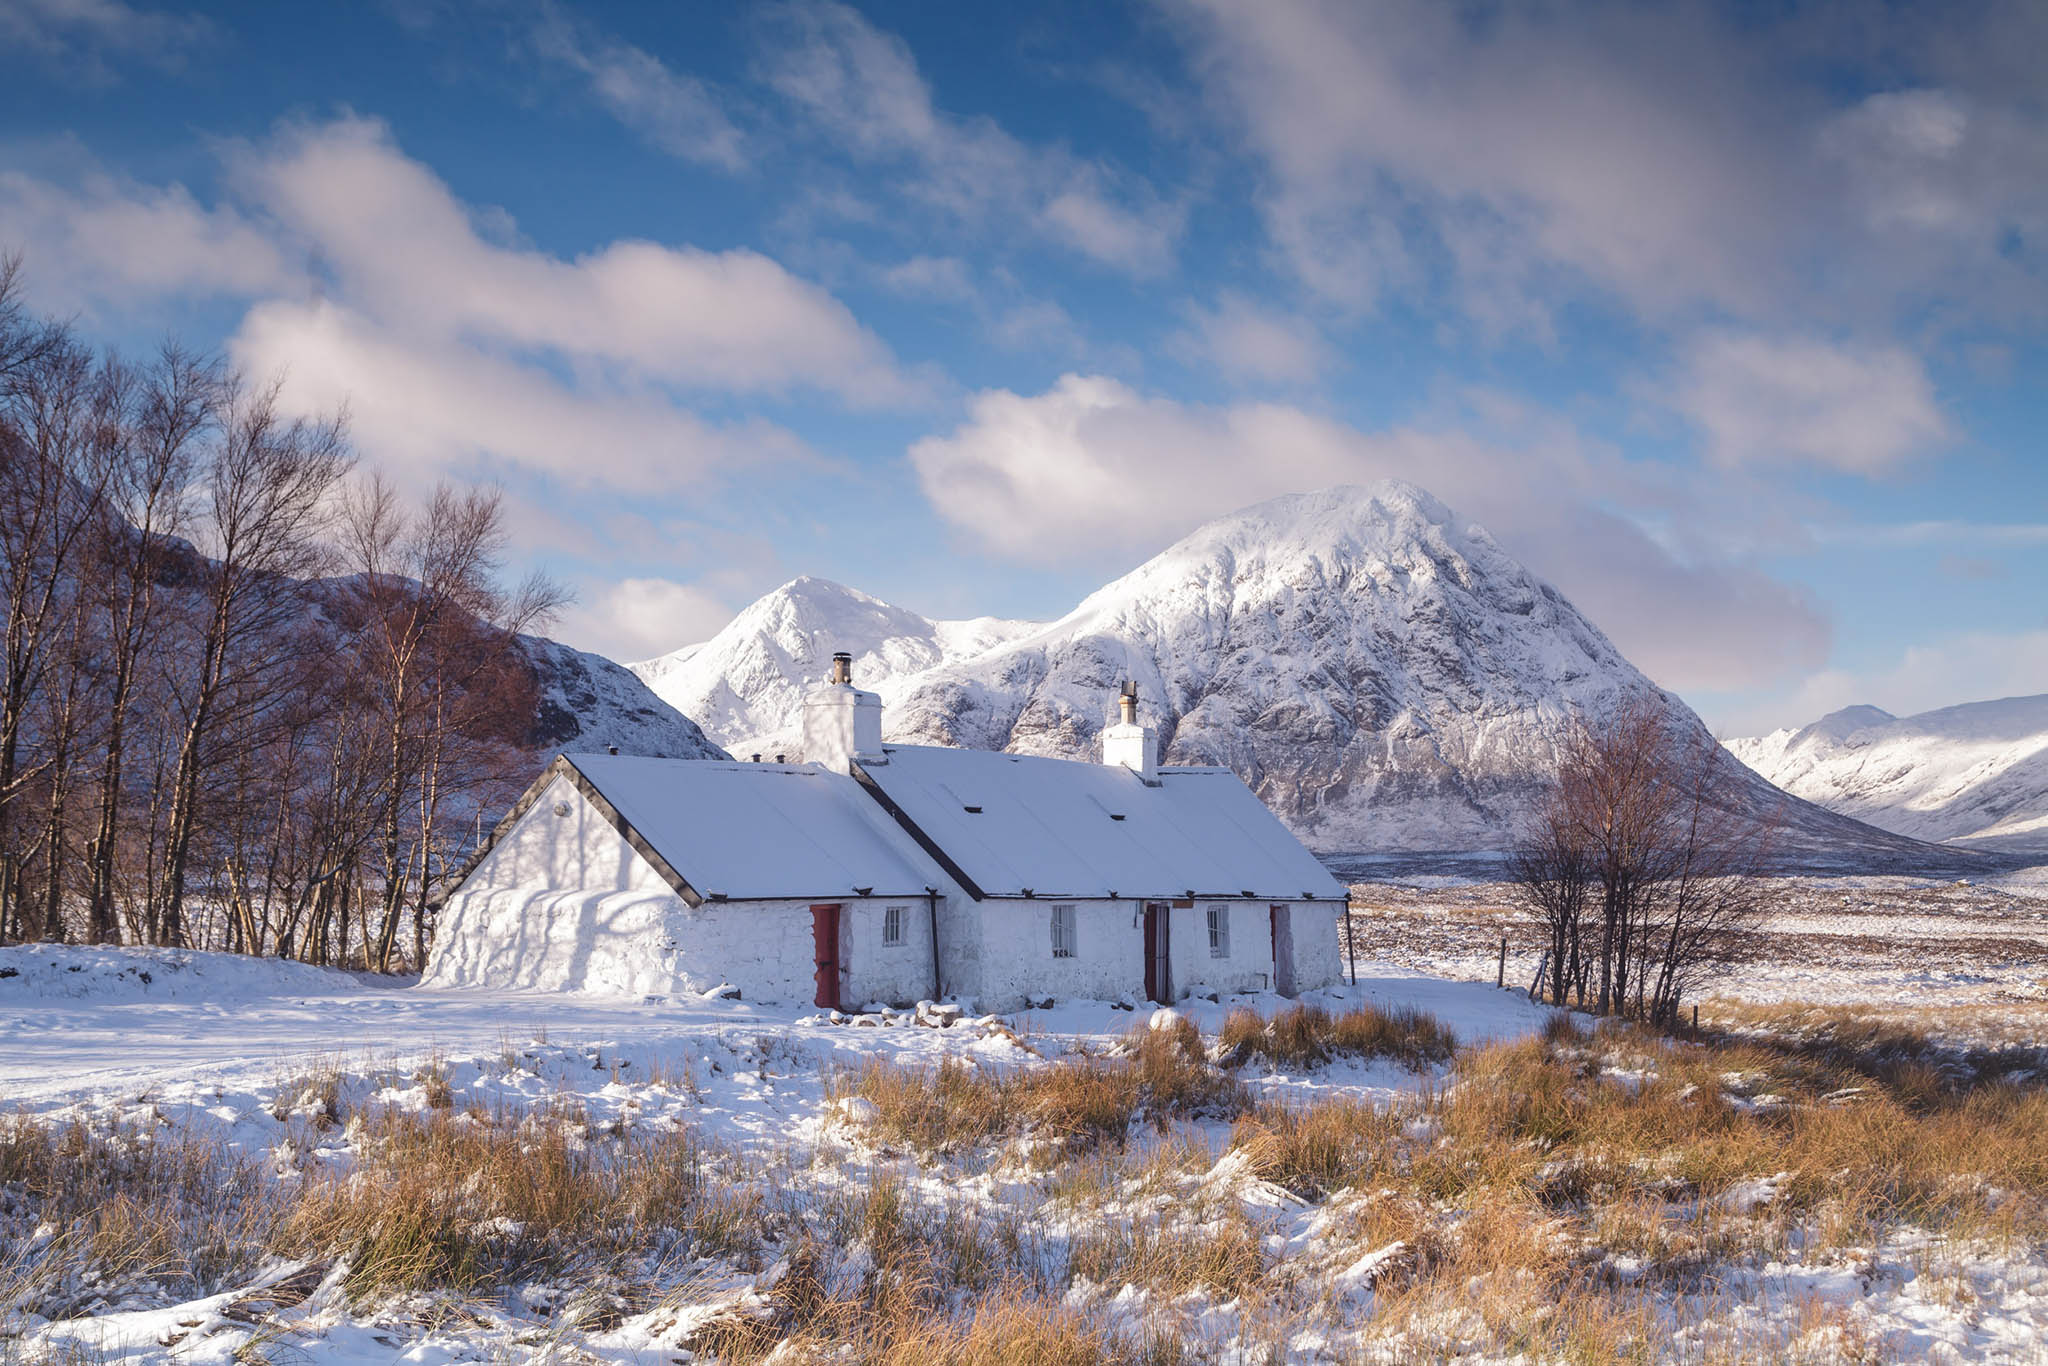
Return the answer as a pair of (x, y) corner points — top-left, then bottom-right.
(518, 634), (726, 760)
(1728, 696), (2048, 855)
(636, 482), (1937, 865)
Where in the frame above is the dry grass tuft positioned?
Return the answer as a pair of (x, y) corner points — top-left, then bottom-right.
(0, 1112), (276, 1320)
(1219, 1002), (1458, 1071)
(837, 1032), (1248, 1161)
(279, 1103), (754, 1302)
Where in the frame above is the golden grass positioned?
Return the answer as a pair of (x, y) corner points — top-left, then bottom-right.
(836, 1023), (1249, 1160)
(1218, 1001), (1458, 1071)
(278, 1102), (757, 1301)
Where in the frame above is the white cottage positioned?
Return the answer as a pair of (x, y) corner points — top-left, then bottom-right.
(428, 657), (1347, 1011)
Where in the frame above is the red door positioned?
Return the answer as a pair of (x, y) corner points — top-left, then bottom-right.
(811, 904), (841, 1009)
(1143, 904), (1170, 1004)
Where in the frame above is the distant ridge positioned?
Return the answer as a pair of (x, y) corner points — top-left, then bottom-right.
(1729, 695), (2048, 856)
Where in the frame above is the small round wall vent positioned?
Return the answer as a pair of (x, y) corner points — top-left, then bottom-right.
(552, 801), (571, 818)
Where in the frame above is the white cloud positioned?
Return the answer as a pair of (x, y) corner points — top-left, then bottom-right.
(1169, 292), (1329, 384)
(1670, 333), (1951, 474)
(878, 254), (975, 301)
(909, 374), (1830, 692)
(757, 0), (1181, 272)
(229, 299), (815, 495)
(524, 4), (747, 170)
(229, 117), (917, 405)
(1710, 629), (2048, 737)
(556, 576), (743, 663)
(0, 117), (935, 555)
(0, 0), (212, 81)
(0, 168), (290, 314)
(1162, 1), (2048, 331)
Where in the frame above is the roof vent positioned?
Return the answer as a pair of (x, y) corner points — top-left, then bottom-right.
(829, 651), (853, 685)
(775, 753), (786, 764)
(607, 745), (619, 755)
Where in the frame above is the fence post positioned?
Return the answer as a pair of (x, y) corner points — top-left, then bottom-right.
(1496, 931), (1506, 989)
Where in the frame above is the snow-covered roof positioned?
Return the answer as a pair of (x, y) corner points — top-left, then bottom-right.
(539, 754), (948, 903)
(853, 744), (1347, 903)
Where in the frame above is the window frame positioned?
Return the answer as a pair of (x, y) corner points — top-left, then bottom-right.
(882, 904), (906, 947)
(1050, 903), (1078, 959)
(1207, 904), (1230, 959)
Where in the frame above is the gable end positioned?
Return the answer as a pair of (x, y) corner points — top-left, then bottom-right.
(434, 754), (706, 909)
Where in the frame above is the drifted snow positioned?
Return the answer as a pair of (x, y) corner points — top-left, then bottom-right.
(1728, 694), (2048, 855)
(7, 947), (2048, 1362)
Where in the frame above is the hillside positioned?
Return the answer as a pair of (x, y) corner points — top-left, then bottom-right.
(1728, 696), (2048, 855)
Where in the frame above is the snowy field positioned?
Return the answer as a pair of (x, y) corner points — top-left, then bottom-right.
(1348, 868), (2048, 1026)
(4, 935), (2048, 1362)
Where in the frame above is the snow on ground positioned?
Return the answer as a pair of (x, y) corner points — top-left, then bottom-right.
(1349, 870), (2048, 1018)
(6, 941), (2048, 1361)
(0, 947), (1537, 1118)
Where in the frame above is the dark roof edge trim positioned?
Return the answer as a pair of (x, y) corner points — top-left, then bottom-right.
(433, 754), (706, 910)
(849, 759), (987, 902)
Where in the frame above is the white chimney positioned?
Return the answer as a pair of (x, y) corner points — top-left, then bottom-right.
(1101, 679), (1158, 784)
(803, 650), (882, 774)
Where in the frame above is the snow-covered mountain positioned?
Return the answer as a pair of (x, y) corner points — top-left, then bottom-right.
(632, 576), (1035, 760)
(1728, 696), (2048, 855)
(634, 482), (1936, 864)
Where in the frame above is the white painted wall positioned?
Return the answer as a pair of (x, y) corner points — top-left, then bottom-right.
(425, 774), (939, 1005)
(1169, 901), (1279, 998)
(1274, 901), (1345, 994)
(840, 897), (935, 1007)
(973, 898), (1145, 1011)
(426, 774), (685, 998)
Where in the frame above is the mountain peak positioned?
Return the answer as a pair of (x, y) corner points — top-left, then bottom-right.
(631, 482), (1928, 862)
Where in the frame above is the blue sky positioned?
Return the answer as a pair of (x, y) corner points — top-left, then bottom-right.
(2, 0), (2043, 735)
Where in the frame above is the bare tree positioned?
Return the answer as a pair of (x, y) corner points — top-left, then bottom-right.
(153, 380), (349, 947)
(81, 346), (212, 943)
(0, 331), (115, 942)
(341, 478), (564, 972)
(1510, 696), (1774, 1024)
(1508, 807), (1592, 1007)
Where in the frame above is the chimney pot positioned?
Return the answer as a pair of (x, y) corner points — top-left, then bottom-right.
(607, 745), (619, 756)
(1103, 680), (1158, 783)
(829, 651), (853, 685)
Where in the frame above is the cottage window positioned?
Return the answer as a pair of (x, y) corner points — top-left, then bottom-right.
(883, 905), (906, 946)
(1051, 904), (1077, 958)
(1207, 904), (1230, 958)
